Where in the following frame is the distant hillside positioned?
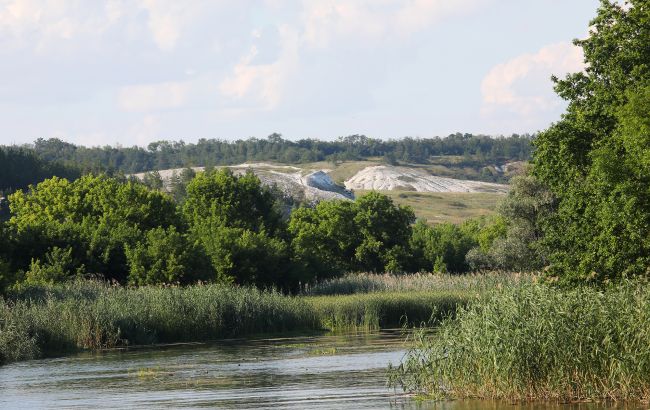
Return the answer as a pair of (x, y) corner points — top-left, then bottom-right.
(6, 133), (532, 183)
(0, 147), (80, 196)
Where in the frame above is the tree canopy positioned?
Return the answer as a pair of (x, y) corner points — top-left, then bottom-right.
(533, 0), (650, 282)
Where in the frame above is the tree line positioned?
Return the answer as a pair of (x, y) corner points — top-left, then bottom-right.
(0, 168), (537, 293)
(18, 133), (532, 174)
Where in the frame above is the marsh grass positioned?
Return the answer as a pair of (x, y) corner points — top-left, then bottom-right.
(389, 281), (650, 403)
(304, 272), (529, 296)
(0, 280), (468, 365)
(307, 291), (466, 331)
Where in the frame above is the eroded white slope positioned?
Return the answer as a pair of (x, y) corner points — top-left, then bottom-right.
(344, 165), (508, 193)
(131, 164), (354, 203)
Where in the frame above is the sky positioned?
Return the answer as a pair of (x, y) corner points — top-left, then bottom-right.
(0, 0), (599, 147)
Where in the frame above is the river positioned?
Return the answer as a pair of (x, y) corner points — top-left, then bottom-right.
(0, 330), (620, 409)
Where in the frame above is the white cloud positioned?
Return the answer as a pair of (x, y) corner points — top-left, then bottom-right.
(118, 81), (190, 112)
(300, 0), (489, 48)
(480, 42), (584, 123)
(127, 114), (162, 146)
(219, 26), (299, 111)
(0, 0), (117, 51)
(138, 0), (193, 51)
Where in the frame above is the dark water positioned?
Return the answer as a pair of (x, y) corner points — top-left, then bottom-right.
(0, 330), (630, 409)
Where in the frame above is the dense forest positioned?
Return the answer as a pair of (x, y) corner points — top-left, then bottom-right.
(19, 133), (531, 173)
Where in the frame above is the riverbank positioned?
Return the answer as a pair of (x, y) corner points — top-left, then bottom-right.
(390, 280), (650, 403)
(0, 279), (471, 365)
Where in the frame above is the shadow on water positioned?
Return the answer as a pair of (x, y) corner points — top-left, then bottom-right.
(0, 329), (631, 409)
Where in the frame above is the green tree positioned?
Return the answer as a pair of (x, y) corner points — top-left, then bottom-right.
(183, 169), (282, 234)
(183, 169), (289, 285)
(125, 226), (212, 285)
(7, 175), (180, 283)
(466, 175), (553, 271)
(288, 192), (414, 276)
(532, 1), (650, 282)
(410, 220), (477, 273)
(353, 192), (415, 272)
(288, 200), (360, 279)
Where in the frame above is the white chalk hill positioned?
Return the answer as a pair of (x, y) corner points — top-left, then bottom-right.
(132, 163), (507, 204)
(344, 165), (508, 193)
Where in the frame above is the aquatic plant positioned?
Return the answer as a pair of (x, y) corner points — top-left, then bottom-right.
(390, 281), (650, 402)
(304, 272), (529, 296)
(0, 280), (468, 365)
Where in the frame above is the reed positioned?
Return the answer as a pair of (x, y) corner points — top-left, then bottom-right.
(304, 272), (529, 295)
(307, 291), (466, 331)
(0, 280), (469, 365)
(390, 280), (650, 402)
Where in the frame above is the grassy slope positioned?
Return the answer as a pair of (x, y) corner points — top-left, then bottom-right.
(355, 190), (504, 224)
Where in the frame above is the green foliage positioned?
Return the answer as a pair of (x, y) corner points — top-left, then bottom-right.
(0, 280), (466, 365)
(183, 169), (290, 285)
(289, 200), (359, 279)
(125, 226), (211, 285)
(0, 146), (80, 195)
(391, 281), (650, 402)
(410, 220), (477, 273)
(7, 175), (180, 283)
(169, 167), (196, 203)
(533, 1), (650, 282)
(289, 192), (415, 278)
(183, 169), (282, 234)
(23, 134), (533, 179)
(142, 170), (164, 191)
(466, 175), (553, 271)
(354, 192), (415, 272)
(24, 246), (82, 285)
(195, 225), (290, 286)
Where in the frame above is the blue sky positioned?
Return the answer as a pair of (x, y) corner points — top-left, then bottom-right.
(0, 0), (598, 146)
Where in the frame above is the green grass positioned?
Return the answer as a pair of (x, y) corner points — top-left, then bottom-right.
(355, 190), (503, 225)
(390, 280), (650, 402)
(307, 291), (467, 331)
(304, 272), (529, 295)
(0, 279), (470, 365)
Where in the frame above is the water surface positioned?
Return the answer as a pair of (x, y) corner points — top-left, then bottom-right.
(0, 330), (627, 409)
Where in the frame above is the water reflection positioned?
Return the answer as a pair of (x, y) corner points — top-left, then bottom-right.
(0, 330), (629, 409)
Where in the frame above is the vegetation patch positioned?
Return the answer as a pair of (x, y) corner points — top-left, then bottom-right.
(390, 281), (650, 402)
(0, 279), (469, 366)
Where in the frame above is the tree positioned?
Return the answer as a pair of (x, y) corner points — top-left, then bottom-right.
(7, 175), (180, 283)
(125, 226), (212, 285)
(288, 200), (360, 280)
(353, 192), (415, 272)
(183, 169), (289, 285)
(533, 1), (650, 282)
(410, 220), (477, 273)
(183, 169), (282, 234)
(288, 192), (415, 277)
(466, 175), (553, 271)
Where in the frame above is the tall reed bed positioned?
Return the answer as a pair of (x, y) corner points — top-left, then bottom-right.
(0, 282), (317, 365)
(307, 291), (466, 331)
(0, 280), (469, 365)
(390, 281), (650, 402)
(304, 272), (530, 295)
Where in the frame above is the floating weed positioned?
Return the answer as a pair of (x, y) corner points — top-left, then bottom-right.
(308, 347), (338, 356)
